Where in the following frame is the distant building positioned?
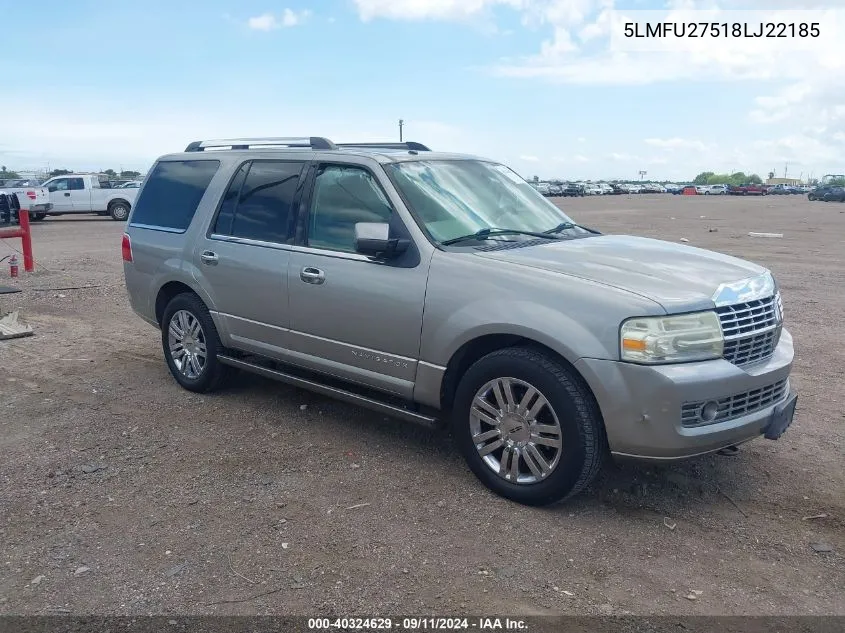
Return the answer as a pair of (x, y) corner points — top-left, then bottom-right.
(766, 177), (802, 186)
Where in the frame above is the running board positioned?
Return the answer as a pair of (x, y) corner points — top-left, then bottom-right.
(217, 355), (439, 428)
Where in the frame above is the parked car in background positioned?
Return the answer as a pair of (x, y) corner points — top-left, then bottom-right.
(562, 183), (585, 197)
(695, 185), (709, 195)
(808, 185), (837, 201)
(0, 180), (52, 220)
(548, 183), (563, 196)
(707, 184), (728, 195)
(729, 183), (767, 195)
(42, 173), (139, 220)
(585, 185), (603, 195)
(821, 186), (845, 202)
(664, 183), (682, 194)
(533, 182), (551, 196)
(123, 135), (797, 506)
(120, 180), (143, 188)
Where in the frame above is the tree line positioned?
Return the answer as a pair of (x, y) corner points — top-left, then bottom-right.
(692, 171), (763, 186)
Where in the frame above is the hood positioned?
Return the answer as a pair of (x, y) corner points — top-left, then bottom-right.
(474, 235), (767, 312)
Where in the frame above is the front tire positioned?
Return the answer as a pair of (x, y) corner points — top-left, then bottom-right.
(161, 293), (230, 393)
(452, 346), (607, 506)
(109, 201), (130, 221)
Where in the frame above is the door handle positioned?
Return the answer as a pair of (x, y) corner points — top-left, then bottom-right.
(300, 266), (325, 284)
(200, 250), (219, 265)
(64, 192), (71, 197)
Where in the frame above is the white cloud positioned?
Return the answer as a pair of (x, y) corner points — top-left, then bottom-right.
(248, 8), (311, 31)
(352, 0), (524, 22)
(574, 154), (590, 162)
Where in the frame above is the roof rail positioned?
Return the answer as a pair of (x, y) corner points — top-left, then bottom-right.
(336, 142), (431, 152)
(184, 137), (337, 152)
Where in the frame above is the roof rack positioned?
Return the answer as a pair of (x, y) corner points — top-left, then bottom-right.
(184, 137), (337, 152)
(336, 142), (431, 152)
(183, 138), (432, 153)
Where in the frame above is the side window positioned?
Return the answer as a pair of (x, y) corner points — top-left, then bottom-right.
(230, 161), (303, 243)
(308, 165), (393, 253)
(69, 178), (85, 191)
(48, 179), (68, 192)
(212, 162), (249, 236)
(131, 160), (220, 231)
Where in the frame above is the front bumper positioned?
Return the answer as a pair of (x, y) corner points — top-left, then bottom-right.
(575, 329), (795, 460)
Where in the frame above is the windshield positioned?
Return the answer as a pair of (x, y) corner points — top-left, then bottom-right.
(385, 159), (579, 243)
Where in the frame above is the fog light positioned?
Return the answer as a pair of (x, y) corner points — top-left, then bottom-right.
(700, 401), (720, 422)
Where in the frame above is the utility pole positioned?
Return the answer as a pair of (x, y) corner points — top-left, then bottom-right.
(399, 119), (404, 142)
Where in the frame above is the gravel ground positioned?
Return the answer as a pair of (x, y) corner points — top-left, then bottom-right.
(0, 195), (842, 616)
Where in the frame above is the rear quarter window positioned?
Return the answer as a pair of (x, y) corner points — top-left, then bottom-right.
(130, 160), (220, 231)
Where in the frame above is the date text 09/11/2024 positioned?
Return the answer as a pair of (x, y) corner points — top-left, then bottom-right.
(307, 617), (529, 630)
(623, 21), (820, 38)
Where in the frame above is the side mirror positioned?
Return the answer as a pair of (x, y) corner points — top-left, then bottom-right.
(354, 222), (409, 258)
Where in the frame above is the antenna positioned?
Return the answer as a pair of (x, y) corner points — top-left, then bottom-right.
(399, 119), (404, 142)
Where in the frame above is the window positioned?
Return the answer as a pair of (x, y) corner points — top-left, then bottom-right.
(48, 179), (69, 192)
(308, 165), (393, 253)
(131, 160), (220, 231)
(69, 178), (84, 191)
(212, 162), (249, 236)
(229, 161), (303, 243)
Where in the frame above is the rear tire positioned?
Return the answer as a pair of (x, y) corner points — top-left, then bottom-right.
(161, 293), (230, 393)
(31, 213), (46, 221)
(452, 346), (607, 506)
(108, 201), (130, 221)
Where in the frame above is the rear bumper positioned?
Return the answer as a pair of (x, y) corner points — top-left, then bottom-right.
(575, 329), (795, 460)
(31, 203), (52, 212)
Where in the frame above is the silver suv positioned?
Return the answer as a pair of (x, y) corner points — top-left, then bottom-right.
(122, 137), (797, 506)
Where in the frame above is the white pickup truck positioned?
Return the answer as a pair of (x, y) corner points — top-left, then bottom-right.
(0, 179), (52, 221)
(41, 174), (138, 221)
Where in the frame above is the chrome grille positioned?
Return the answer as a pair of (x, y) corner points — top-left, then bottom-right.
(716, 294), (780, 366)
(681, 379), (788, 428)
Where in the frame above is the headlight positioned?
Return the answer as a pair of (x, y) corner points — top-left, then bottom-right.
(620, 311), (724, 364)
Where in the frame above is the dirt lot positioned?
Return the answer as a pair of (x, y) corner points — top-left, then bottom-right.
(0, 194), (843, 617)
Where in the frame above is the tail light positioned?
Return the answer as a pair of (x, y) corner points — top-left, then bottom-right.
(26, 190), (36, 200)
(122, 233), (133, 262)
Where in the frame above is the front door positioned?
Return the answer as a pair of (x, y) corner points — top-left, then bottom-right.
(192, 159), (307, 357)
(46, 178), (73, 212)
(286, 163), (430, 399)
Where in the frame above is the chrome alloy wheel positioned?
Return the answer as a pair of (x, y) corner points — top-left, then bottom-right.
(167, 310), (207, 379)
(469, 377), (563, 485)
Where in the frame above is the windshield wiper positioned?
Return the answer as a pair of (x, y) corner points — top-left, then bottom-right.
(543, 222), (602, 235)
(441, 228), (560, 246)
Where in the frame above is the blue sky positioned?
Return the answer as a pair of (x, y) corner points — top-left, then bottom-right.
(2, 0), (843, 181)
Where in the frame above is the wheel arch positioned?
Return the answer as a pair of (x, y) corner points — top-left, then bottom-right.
(438, 332), (602, 420)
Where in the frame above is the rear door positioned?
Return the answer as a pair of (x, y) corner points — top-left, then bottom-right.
(193, 159), (307, 357)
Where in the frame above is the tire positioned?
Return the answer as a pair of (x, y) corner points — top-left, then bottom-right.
(108, 200), (130, 221)
(452, 346), (607, 506)
(161, 293), (230, 393)
(31, 213), (46, 221)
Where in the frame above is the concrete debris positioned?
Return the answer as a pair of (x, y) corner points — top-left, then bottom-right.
(0, 311), (33, 340)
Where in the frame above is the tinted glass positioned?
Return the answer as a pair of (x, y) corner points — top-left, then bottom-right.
(230, 161), (303, 243)
(49, 179), (69, 192)
(69, 178), (84, 190)
(131, 160), (220, 231)
(212, 162), (249, 236)
(308, 165), (393, 252)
